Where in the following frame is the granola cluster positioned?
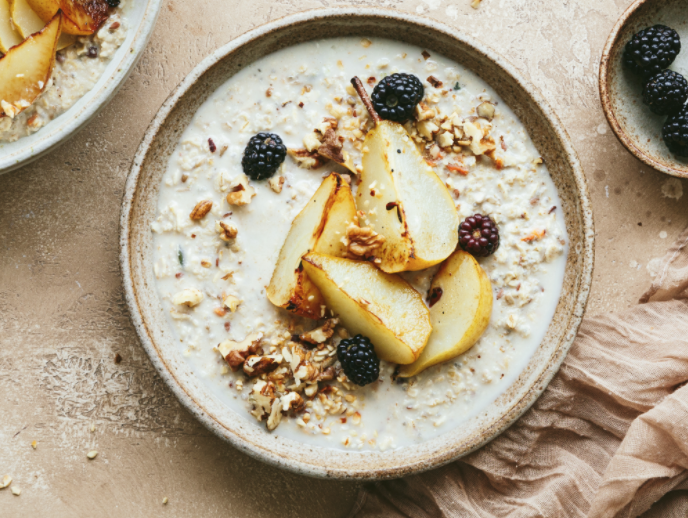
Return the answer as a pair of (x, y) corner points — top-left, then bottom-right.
(215, 319), (363, 432)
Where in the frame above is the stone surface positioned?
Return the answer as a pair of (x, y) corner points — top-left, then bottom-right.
(1, 0), (687, 516)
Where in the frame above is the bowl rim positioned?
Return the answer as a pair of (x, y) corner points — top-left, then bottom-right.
(120, 6), (594, 479)
(0, 0), (163, 175)
(599, 0), (688, 179)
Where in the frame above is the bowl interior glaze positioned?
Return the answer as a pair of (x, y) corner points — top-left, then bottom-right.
(120, 8), (594, 479)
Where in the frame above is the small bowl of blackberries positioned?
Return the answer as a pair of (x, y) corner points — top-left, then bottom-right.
(623, 24), (688, 157)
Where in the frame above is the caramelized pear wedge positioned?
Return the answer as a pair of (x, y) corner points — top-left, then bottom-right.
(26, 0), (109, 35)
(267, 173), (357, 319)
(399, 249), (493, 378)
(350, 77), (459, 273)
(302, 252), (432, 364)
(11, 0), (75, 49)
(0, 12), (61, 119)
(0, 0), (23, 53)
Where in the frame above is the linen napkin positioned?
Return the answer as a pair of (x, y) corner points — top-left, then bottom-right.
(350, 225), (688, 518)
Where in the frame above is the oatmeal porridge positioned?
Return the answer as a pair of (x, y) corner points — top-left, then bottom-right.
(150, 37), (568, 452)
(0, 2), (128, 143)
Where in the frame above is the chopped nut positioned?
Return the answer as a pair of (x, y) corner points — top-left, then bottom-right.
(300, 318), (339, 345)
(427, 75), (443, 88)
(303, 132), (322, 152)
(471, 0), (482, 8)
(281, 391), (305, 413)
(172, 288), (204, 307)
(318, 128), (347, 165)
(437, 131), (454, 148)
(415, 103), (436, 121)
(1, 100), (19, 119)
(87, 450), (98, 460)
(162, 497), (168, 505)
(226, 174), (256, 205)
(0, 475), (12, 488)
(31, 441), (37, 449)
(360, 38), (372, 48)
(11, 486), (20, 496)
(217, 333), (263, 371)
(216, 220), (238, 241)
(190, 200), (213, 220)
(222, 293), (242, 313)
(287, 148), (328, 169)
(417, 120), (439, 140)
(476, 101), (495, 121)
(266, 399), (283, 431)
(268, 176), (285, 193)
(346, 219), (386, 259)
(243, 355), (279, 377)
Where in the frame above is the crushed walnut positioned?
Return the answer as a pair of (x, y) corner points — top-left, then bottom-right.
(215, 323), (361, 432)
(345, 216), (385, 259)
(226, 174), (256, 205)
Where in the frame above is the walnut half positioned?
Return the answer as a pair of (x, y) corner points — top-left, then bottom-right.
(217, 332), (263, 371)
(346, 219), (385, 259)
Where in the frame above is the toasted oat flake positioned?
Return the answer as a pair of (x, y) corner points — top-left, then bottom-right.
(163, 497), (169, 505)
(0, 475), (12, 488)
(31, 441), (37, 449)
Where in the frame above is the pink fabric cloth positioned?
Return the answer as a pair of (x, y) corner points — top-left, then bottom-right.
(351, 225), (688, 518)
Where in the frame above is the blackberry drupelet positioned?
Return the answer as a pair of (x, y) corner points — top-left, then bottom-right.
(459, 214), (500, 258)
(105, 0), (120, 6)
(623, 25), (681, 78)
(663, 106), (688, 156)
(241, 132), (287, 181)
(642, 70), (688, 115)
(371, 73), (424, 122)
(337, 334), (380, 386)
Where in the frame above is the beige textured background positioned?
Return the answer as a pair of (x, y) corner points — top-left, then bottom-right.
(1, 0), (687, 516)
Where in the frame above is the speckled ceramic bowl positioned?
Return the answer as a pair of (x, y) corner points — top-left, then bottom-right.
(0, 0), (162, 175)
(120, 8), (594, 479)
(600, 0), (688, 178)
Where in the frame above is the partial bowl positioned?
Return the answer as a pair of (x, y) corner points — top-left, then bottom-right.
(600, 0), (688, 178)
(120, 8), (594, 479)
(0, 0), (162, 175)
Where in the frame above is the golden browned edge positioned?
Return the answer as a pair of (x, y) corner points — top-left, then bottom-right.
(598, 0), (688, 179)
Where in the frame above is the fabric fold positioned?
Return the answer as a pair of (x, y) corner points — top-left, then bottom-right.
(353, 225), (688, 518)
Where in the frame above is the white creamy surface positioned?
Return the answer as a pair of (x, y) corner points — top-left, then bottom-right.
(151, 37), (569, 451)
(0, 5), (128, 143)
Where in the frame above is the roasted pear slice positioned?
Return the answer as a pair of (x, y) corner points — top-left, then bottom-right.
(267, 173), (357, 319)
(302, 252), (432, 364)
(0, 0), (23, 53)
(10, 0), (75, 49)
(0, 12), (61, 119)
(399, 249), (493, 377)
(350, 77), (459, 274)
(26, 0), (108, 35)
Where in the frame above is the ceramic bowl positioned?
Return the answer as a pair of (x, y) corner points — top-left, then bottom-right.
(0, 0), (162, 175)
(120, 8), (594, 479)
(600, 0), (688, 178)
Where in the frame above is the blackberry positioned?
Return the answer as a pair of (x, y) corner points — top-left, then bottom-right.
(459, 214), (500, 258)
(337, 334), (380, 386)
(371, 73), (424, 122)
(663, 106), (688, 156)
(241, 132), (287, 181)
(643, 70), (688, 115)
(623, 25), (681, 78)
